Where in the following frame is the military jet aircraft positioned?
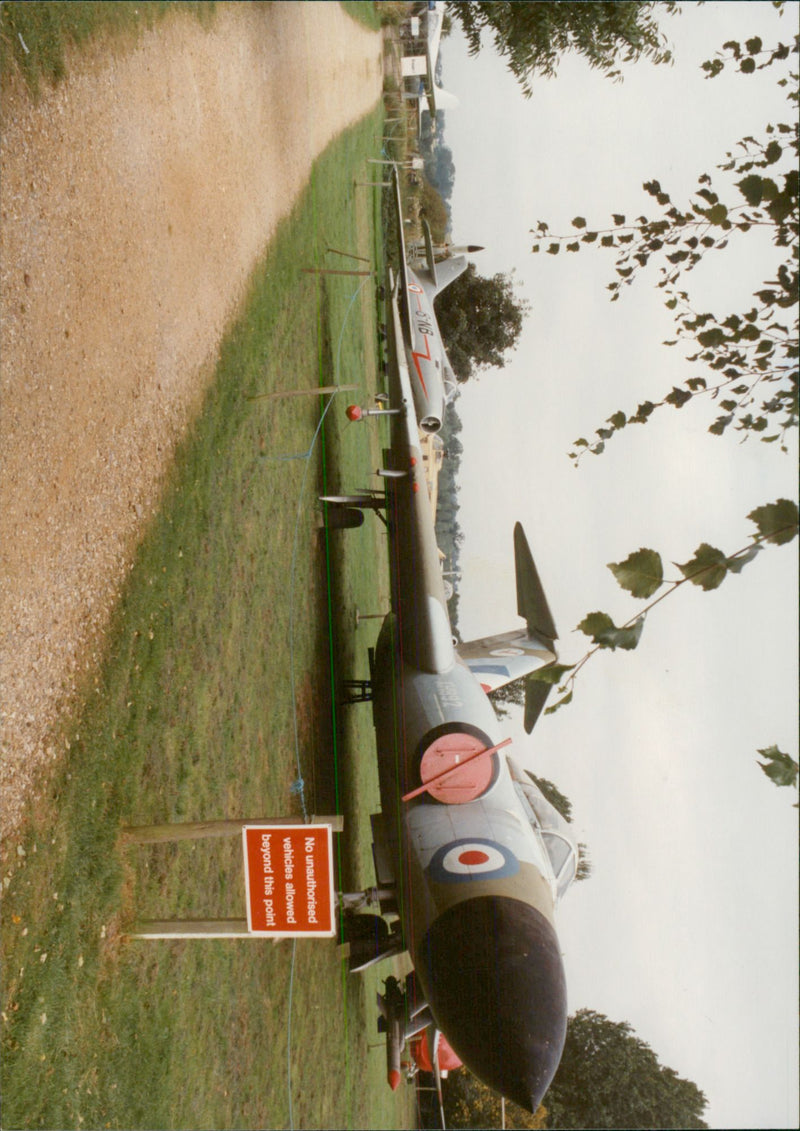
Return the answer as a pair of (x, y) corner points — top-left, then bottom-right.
(322, 264), (579, 1115)
(391, 164), (482, 434)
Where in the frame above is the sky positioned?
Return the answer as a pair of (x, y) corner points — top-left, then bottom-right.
(436, 3), (799, 1127)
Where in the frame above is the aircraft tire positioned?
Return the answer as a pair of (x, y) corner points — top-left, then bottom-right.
(342, 912), (391, 972)
(325, 507), (365, 530)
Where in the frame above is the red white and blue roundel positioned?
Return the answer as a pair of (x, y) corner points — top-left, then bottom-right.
(427, 838), (519, 884)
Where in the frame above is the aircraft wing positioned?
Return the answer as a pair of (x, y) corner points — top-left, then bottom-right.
(391, 164), (414, 345)
(383, 271), (454, 675)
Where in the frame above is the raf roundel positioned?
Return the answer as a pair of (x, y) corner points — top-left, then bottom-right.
(427, 838), (519, 884)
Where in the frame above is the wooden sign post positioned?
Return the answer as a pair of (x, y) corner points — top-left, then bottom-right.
(123, 815), (341, 939)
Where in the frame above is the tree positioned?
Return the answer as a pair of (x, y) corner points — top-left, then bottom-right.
(526, 29), (799, 792)
(444, 1067), (547, 1129)
(435, 263), (529, 380)
(574, 844), (592, 882)
(419, 175), (450, 243)
(443, 1011), (707, 1129)
(488, 676), (526, 719)
(532, 499), (800, 715)
(545, 1009), (708, 1129)
(444, 1), (676, 94)
(528, 774), (572, 822)
(533, 32), (799, 459)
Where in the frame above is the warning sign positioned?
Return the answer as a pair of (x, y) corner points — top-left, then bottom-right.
(242, 825), (335, 937)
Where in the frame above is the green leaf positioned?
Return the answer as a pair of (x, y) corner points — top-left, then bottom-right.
(709, 413), (733, 435)
(677, 543), (729, 590)
(631, 400), (655, 423)
(612, 214), (626, 225)
(527, 662), (575, 686)
(764, 140), (782, 164)
(725, 544), (762, 574)
(544, 690), (573, 716)
(757, 745), (798, 788)
(747, 499), (799, 545)
(737, 173), (764, 206)
(546, 243), (560, 255)
(767, 188), (796, 225)
(696, 327), (726, 348)
(608, 548), (664, 599)
(740, 57), (756, 73)
(665, 386), (693, 408)
(705, 203), (729, 225)
(577, 612), (645, 651)
(572, 216), (587, 229)
(607, 411), (627, 430)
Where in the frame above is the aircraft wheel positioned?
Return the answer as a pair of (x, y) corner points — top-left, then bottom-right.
(341, 913), (389, 972)
(325, 507), (365, 530)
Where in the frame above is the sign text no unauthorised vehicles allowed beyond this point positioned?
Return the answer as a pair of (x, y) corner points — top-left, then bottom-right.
(242, 824), (336, 937)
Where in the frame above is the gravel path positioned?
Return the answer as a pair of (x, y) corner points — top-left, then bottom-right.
(0, 3), (383, 839)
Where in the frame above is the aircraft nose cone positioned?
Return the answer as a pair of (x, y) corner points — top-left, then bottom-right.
(419, 896), (567, 1112)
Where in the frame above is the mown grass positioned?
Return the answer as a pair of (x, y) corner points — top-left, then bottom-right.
(341, 1), (382, 32)
(1, 103), (414, 1130)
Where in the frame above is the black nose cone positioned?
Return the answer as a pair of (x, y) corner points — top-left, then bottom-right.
(419, 896), (567, 1112)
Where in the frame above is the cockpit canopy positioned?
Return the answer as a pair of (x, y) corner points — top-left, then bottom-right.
(507, 757), (579, 903)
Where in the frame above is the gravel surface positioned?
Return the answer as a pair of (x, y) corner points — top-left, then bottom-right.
(0, 3), (383, 840)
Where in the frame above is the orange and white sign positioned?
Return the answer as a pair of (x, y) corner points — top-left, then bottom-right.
(242, 825), (335, 937)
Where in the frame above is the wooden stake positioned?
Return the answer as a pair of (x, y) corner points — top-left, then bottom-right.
(119, 814), (343, 845)
(326, 247), (371, 264)
(247, 385), (357, 402)
(128, 919), (252, 939)
(301, 267), (375, 277)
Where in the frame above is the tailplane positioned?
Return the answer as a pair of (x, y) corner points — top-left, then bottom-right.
(458, 628), (556, 694)
(458, 524), (559, 733)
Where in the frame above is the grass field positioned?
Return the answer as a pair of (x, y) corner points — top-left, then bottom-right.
(1, 93), (417, 1130)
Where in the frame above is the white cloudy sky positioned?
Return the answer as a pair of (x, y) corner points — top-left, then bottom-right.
(436, 3), (798, 1127)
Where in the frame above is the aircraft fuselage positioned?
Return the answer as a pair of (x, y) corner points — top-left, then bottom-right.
(362, 284), (571, 1113)
(402, 270), (453, 434)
